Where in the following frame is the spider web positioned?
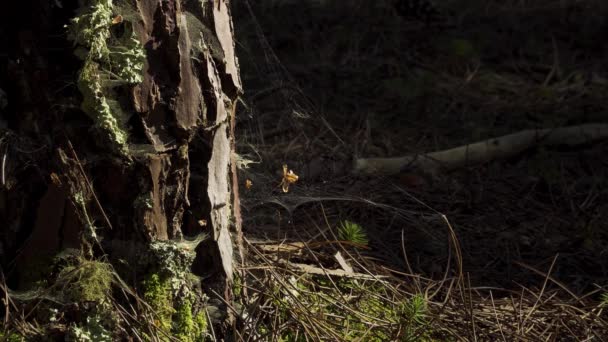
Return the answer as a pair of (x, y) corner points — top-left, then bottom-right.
(241, 0), (317, 121)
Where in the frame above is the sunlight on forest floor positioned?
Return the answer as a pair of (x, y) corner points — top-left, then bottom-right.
(232, 0), (608, 339)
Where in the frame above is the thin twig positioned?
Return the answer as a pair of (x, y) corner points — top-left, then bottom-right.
(66, 139), (113, 230)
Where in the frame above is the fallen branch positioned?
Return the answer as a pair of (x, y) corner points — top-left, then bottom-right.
(353, 123), (608, 176)
(278, 260), (386, 280)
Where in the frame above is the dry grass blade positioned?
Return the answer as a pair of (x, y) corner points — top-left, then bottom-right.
(522, 254), (558, 327)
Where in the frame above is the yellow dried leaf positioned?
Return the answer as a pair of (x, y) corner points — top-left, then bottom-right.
(280, 164), (299, 193)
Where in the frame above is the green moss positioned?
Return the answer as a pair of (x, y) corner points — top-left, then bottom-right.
(193, 312), (208, 340)
(173, 299), (207, 341)
(233, 273), (243, 297)
(142, 273), (208, 341)
(338, 282), (430, 341)
(56, 259), (113, 303)
(174, 300), (194, 341)
(0, 331), (25, 342)
(139, 234), (208, 339)
(143, 273), (174, 333)
(261, 275), (434, 341)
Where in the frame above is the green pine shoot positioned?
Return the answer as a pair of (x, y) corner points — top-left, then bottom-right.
(338, 220), (369, 246)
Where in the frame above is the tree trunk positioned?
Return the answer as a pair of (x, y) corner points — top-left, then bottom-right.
(0, 0), (241, 337)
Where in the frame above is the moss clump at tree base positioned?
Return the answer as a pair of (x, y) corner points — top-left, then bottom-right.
(142, 272), (209, 341)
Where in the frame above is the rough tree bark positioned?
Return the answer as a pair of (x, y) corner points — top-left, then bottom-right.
(0, 0), (242, 337)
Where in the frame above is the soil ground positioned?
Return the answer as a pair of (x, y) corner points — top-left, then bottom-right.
(232, 0), (608, 339)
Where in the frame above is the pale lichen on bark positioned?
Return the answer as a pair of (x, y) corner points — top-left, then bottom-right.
(68, 0), (145, 154)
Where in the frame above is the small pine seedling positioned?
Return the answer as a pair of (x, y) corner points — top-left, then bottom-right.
(404, 294), (427, 325)
(338, 221), (369, 246)
(601, 292), (608, 307)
